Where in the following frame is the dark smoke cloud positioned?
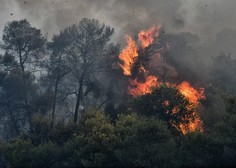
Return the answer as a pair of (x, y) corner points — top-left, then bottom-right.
(0, 0), (184, 40)
(1, 0), (236, 40)
(1, 0), (236, 87)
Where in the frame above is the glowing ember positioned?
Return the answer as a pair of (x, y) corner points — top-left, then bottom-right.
(164, 100), (170, 107)
(128, 75), (158, 96)
(172, 106), (180, 114)
(179, 116), (203, 135)
(118, 25), (205, 135)
(118, 35), (138, 76)
(138, 26), (160, 48)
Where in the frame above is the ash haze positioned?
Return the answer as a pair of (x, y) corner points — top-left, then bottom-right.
(0, 0), (236, 39)
(0, 0), (236, 67)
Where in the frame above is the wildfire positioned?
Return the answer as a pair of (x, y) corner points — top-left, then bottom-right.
(138, 26), (160, 48)
(118, 35), (138, 76)
(179, 114), (203, 135)
(177, 81), (205, 134)
(118, 25), (205, 135)
(178, 81), (205, 106)
(128, 76), (158, 96)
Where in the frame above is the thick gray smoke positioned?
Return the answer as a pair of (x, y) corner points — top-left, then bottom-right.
(1, 0), (236, 54)
(0, 0), (235, 40)
(0, 0), (184, 41)
(1, 0), (236, 90)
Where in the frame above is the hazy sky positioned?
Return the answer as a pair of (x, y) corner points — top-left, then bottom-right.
(1, 0), (236, 58)
(0, 0), (236, 39)
(1, 0), (236, 91)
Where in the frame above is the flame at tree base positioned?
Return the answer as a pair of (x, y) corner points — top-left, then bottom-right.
(179, 117), (204, 135)
(129, 79), (205, 135)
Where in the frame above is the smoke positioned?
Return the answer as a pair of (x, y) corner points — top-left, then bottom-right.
(0, 0), (235, 40)
(1, 0), (235, 52)
(0, 0), (185, 41)
(1, 0), (236, 91)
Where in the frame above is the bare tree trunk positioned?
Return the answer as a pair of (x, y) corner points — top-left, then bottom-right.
(25, 100), (32, 132)
(50, 52), (64, 127)
(74, 74), (84, 124)
(6, 99), (20, 136)
(51, 76), (59, 127)
(19, 49), (25, 74)
(19, 49), (32, 132)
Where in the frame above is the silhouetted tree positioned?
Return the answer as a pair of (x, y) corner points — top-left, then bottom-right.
(44, 29), (72, 126)
(0, 19), (46, 137)
(63, 18), (114, 123)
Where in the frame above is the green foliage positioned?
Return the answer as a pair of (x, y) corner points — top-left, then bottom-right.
(200, 86), (225, 128)
(76, 110), (119, 167)
(30, 142), (62, 168)
(0, 111), (177, 168)
(210, 112), (236, 166)
(177, 132), (222, 167)
(1, 139), (33, 168)
(29, 115), (52, 145)
(0, 110), (119, 167)
(115, 113), (177, 168)
(221, 93), (236, 114)
(210, 53), (236, 95)
(29, 115), (80, 146)
(1, 104), (236, 167)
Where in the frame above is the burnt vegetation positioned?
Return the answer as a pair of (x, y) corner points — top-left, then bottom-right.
(0, 18), (236, 168)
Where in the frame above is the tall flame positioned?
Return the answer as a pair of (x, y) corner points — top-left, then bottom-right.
(118, 35), (138, 76)
(118, 25), (205, 135)
(138, 26), (160, 48)
(178, 81), (205, 106)
(177, 82), (205, 134)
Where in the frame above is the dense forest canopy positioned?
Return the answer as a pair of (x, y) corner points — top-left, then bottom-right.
(0, 8), (235, 168)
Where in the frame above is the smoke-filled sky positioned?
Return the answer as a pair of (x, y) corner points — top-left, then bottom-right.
(1, 0), (236, 58)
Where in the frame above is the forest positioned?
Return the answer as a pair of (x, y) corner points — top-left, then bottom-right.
(0, 18), (236, 168)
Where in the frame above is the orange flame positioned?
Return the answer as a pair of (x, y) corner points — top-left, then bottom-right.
(138, 26), (160, 48)
(118, 35), (138, 76)
(179, 116), (203, 135)
(118, 25), (205, 135)
(128, 76), (158, 96)
(177, 81), (205, 134)
(125, 26), (161, 96)
(178, 81), (205, 105)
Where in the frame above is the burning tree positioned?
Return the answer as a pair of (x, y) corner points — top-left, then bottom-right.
(134, 86), (203, 134)
(118, 25), (205, 134)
